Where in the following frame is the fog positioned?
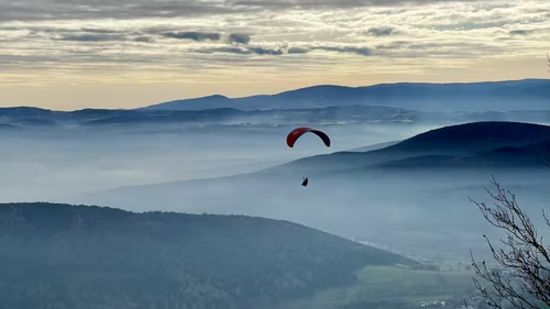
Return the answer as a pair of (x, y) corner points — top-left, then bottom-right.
(2, 115), (549, 263)
(0, 122), (435, 201)
(82, 162), (550, 260)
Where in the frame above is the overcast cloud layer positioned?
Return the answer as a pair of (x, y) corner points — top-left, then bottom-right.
(0, 0), (549, 109)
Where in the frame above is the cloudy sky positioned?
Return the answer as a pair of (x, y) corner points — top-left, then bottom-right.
(1, 0), (549, 109)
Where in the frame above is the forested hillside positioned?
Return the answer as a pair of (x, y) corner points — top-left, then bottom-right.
(0, 203), (416, 309)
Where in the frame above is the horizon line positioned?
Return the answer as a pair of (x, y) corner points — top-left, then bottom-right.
(2, 77), (548, 112)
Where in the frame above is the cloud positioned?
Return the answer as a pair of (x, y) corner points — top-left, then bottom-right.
(228, 33), (251, 44)
(287, 47), (311, 54)
(192, 44), (372, 57)
(315, 46), (373, 56)
(158, 31), (251, 44)
(0, 0), (548, 98)
(248, 46), (284, 55)
(134, 36), (155, 43)
(0, 0), (489, 22)
(509, 29), (533, 36)
(80, 28), (124, 34)
(194, 45), (286, 55)
(0, 1), (233, 22)
(162, 31), (221, 41)
(366, 26), (396, 36)
(199, 46), (251, 54)
(230, 0), (484, 11)
(57, 33), (127, 42)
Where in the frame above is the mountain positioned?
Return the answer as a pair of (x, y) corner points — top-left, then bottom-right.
(279, 121), (550, 174)
(377, 140), (550, 168)
(2, 79), (550, 130)
(0, 203), (417, 309)
(385, 121), (550, 154)
(80, 105), (418, 126)
(0, 105), (422, 132)
(144, 79), (550, 112)
(143, 94), (232, 111)
(2, 104), (550, 132)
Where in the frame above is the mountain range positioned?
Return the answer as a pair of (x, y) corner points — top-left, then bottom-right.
(144, 79), (550, 112)
(1, 105), (549, 132)
(0, 79), (549, 130)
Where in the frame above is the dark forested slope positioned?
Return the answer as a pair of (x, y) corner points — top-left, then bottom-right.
(0, 203), (416, 309)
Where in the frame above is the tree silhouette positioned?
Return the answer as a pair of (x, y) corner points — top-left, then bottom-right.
(470, 178), (550, 308)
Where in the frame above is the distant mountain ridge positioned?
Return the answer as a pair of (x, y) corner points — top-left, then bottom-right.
(0, 105), (420, 129)
(5, 104), (550, 131)
(2, 84), (550, 130)
(0, 79), (548, 116)
(144, 79), (550, 112)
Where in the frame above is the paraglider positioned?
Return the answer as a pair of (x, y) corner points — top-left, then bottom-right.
(286, 127), (331, 187)
(286, 127), (331, 148)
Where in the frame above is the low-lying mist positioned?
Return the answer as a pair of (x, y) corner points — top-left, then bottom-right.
(2, 116), (550, 262)
(0, 122), (436, 202)
(82, 165), (550, 260)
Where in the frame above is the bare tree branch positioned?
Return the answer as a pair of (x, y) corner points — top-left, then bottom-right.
(470, 178), (550, 309)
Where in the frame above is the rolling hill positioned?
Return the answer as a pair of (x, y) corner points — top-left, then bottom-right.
(279, 121), (550, 173)
(384, 121), (550, 154)
(0, 203), (417, 309)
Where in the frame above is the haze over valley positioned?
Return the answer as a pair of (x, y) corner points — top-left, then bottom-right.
(1, 79), (549, 308)
(0, 79), (548, 255)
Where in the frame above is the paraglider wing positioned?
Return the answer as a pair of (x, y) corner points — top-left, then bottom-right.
(286, 127), (331, 148)
(302, 177), (309, 187)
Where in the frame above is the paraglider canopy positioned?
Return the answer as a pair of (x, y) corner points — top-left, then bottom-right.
(301, 177), (309, 187)
(286, 127), (331, 148)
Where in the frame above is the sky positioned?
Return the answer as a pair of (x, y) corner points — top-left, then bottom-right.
(0, 0), (549, 110)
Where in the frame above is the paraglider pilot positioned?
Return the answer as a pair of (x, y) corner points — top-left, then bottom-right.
(286, 127), (331, 187)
